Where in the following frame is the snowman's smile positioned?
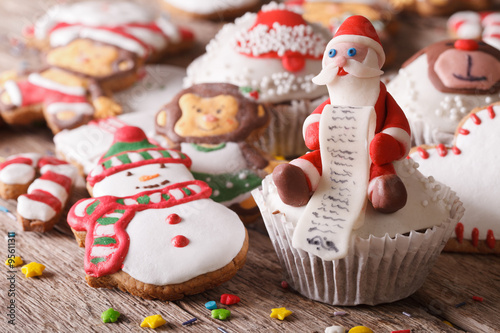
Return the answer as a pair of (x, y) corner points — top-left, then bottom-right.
(135, 179), (170, 190)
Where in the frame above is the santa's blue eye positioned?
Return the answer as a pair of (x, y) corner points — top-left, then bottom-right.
(347, 48), (357, 57)
(328, 49), (337, 58)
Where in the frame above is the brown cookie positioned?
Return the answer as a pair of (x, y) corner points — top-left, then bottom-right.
(160, 0), (262, 20)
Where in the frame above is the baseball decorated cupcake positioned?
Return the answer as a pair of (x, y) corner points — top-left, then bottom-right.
(253, 16), (463, 305)
(185, 2), (330, 157)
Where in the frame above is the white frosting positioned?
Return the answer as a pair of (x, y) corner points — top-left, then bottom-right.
(387, 54), (500, 145)
(162, 0), (258, 15)
(185, 11), (328, 103)
(260, 159), (454, 240)
(27, 178), (68, 203)
(122, 198), (246, 285)
(45, 102), (94, 116)
(28, 73), (86, 96)
(74, 198), (97, 217)
(92, 163), (194, 198)
(410, 106), (500, 240)
(0, 164), (35, 185)
(17, 196), (56, 221)
(40, 164), (78, 183)
(3, 80), (22, 106)
(79, 28), (147, 57)
(180, 142), (247, 175)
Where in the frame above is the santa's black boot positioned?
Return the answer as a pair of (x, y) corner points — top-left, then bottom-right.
(272, 164), (310, 207)
(369, 174), (407, 214)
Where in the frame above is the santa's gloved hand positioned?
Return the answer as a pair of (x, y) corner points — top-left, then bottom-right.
(369, 133), (405, 166)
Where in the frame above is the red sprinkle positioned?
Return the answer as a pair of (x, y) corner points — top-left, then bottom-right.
(392, 330), (411, 333)
(166, 213), (182, 225)
(417, 147), (429, 159)
(454, 39), (479, 51)
(220, 294), (240, 305)
(281, 281), (289, 289)
(249, 90), (259, 100)
(486, 229), (496, 249)
(472, 228), (479, 247)
(455, 223), (464, 243)
(472, 296), (484, 302)
(470, 113), (481, 125)
(452, 146), (461, 155)
(437, 144), (447, 157)
(487, 105), (496, 119)
(458, 127), (470, 135)
(171, 235), (189, 247)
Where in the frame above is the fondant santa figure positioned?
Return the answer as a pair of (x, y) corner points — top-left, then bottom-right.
(273, 15), (411, 213)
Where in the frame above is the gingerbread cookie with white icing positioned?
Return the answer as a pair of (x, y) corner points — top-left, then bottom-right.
(185, 2), (330, 157)
(0, 39), (136, 134)
(68, 126), (248, 300)
(0, 154), (78, 232)
(387, 39), (500, 146)
(410, 102), (500, 254)
(388, 0), (491, 16)
(161, 0), (262, 20)
(28, 1), (194, 63)
(156, 83), (269, 222)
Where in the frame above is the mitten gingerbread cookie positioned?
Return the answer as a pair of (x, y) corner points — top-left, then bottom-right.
(0, 154), (78, 232)
(68, 126), (248, 300)
(29, 1), (194, 63)
(0, 39), (136, 133)
(156, 83), (269, 221)
(387, 39), (500, 146)
(410, 102), (500, 254)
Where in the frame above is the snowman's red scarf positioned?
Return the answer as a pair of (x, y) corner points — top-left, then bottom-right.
(68, 180), (211, 277)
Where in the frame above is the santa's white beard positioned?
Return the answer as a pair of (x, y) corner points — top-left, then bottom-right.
(327, 75), (381, 107)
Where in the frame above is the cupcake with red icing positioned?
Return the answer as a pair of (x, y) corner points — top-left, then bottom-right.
(185, 2), (330, 158)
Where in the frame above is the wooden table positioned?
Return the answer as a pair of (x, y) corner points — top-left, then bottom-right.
(1, 1), (499, 332)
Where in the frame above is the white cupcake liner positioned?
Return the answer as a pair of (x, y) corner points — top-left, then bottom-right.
(253, 179), (464, 306)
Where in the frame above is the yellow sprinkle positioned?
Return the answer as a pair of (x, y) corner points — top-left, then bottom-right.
(140, 314), (167, 329)
(270, 307), (292, 321)
(5, 256), (23, 267)
(443, 320), (454, 327)
(21, 262), (45, 278)
(349, 326), (374, 333)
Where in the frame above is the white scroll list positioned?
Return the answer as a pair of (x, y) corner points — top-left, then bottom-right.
(292, 105), (376, 260)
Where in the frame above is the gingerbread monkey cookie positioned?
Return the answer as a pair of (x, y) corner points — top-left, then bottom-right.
(0, 154), (78, 232)
(410, 103), (500, 254)
(0, 39), (136, 133)
(68, 126), (248, 300)
(29, 1), (194, 62)
(156, 83), (269, 221)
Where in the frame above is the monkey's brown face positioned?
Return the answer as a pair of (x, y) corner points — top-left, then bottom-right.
(434, 48), (500, 91)
(174, 93), (240, 137)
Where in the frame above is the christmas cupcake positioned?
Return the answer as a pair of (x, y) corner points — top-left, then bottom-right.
(253, 16), (463, 305)
(387, 39), (500, 146)
(185, 2), (330, 157)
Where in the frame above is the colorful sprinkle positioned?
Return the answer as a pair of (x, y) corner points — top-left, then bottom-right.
(487, 105), (496, 119)
(458, 127), (470, 135)
(217, 327), (229, 333)
(417, 147), (429, 159)
(455, 301), (466, 308)
(391, 330), (410, 333)
(205, 301), (217, 310)
(0, 206), (16, 220)
(452, 146), (461, 155)
(470, 113), (481, 125)
(486, 230), (496, 249)
(280, 281), (289, 289)
(140, 314), (167, 329)
(402, 311), (412, 317)
(436, 144), (447, 157)
(21, 262), (45, 278)
(443, 320), (454, 327)
(101, 308), (121, 323)
(220, 294), (240, 305)
(166, 213), (182, 225)
(472, 296), (484, 302)
(171, 235), (189, 247)
(270, 307), (292, 321)
(334, 311), (347, 316)
(325, 325), (347, 333)
(348, 326), (374, 333)
(472, 228), (479, 247)
(212, 309), (231, 320)
(5, 256), (23, 267)
(182, 318), (197, 326)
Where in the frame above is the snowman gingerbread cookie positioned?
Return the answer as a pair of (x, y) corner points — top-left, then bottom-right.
(156, 83), (269, 222)
(0, 39), (135, 134)
(68, 126), (248, 300)
(410, 102), (500, 254)
(0, 154), (78, 232)
(29, 1), (194, 63)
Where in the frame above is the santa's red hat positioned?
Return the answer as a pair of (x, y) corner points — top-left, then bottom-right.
(328, 15), (385, 68)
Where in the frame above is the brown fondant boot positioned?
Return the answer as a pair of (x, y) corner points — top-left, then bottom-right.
(369, 174), (407, 214)
(272, 163), (310, 207)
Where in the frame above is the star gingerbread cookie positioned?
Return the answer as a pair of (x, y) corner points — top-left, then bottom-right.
(27, 1), (194, 63)
(68, 126), (248, 300)
(156, 83), (270, 222)
(0, 154), (78, 232)
(409, 102), (500, 254)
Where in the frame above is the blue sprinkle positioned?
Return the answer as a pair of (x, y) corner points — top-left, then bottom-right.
(182, 317), (197, 326)
(0, 206), (9, 212)
(217, 328), (229, 333)
(205, 301), (217, 310)
(402, 311), (412, 317)
(455, 302), (466, 308)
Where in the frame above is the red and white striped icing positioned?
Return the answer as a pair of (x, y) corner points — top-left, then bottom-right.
(0, 153), (40, 185)
(448, 11), (500, 50)
(410, 104), (499, 246)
